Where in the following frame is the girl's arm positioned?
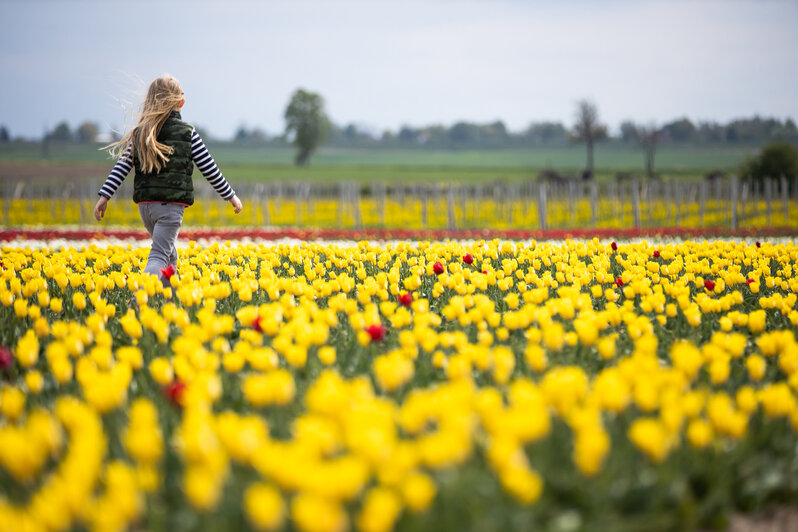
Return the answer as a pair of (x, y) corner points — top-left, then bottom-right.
(190, 130), (238, 201)
(95, 145), (133, 221)
(98, 145), (133, 199)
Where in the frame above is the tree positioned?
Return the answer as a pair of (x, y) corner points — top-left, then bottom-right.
(284, 89), (330, 166)
(630, 123), (661, 178)
(697, 121), (724, 143)
(449, 122), (476, 144)
(526, 122), (568, 145)
(234, 126), (267, 144)
(0, 126), (9, 143)
(380, 130), (395, 143)
(47, 121), (72, 142)
(397, 126), (420, 144)
(619, 121), (638, 143)
(76, 121), (99, 143)
(571, 100), (607, 179)
(740, 141), (798, 185)
(481, 121), (509, 146)
(234, 126), (250, 143)
(661, 118), (696, 142)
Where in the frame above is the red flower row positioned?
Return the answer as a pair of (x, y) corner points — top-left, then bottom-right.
(0, 226), (796, 243)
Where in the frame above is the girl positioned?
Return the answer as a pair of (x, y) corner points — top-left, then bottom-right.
(94, 75), (243, 287)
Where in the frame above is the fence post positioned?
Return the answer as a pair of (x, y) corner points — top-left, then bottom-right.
(730, 176), (738, 230)
(253, 184), (262, 226)
(538, 181), (547, 230)
(276, 183), (285, 225)
(60, 182), (71, 224)
(474, 185), (482, 227)
(699, 181), (707, 226)
(765, 178), (773, 226)
(460, 184), (468, 226)
(293, 184), (301, 226)
(781, 176), (789, 224)
(755, 180), (762, 225)
(794, 173), (798, 210)
(632, 181), (641, 228)
(353, 183), (362, 229)
(420, 184), (428, 227)
(337, 183), (346, 227)
(305, 183), (314, 220)
(590, 181), (598, 227)
(379, 181), (386, 227)
(568, 181), (576, 227)
(263, 185), (271, 226)
(78, 183), (87, 226)
(446, 183), (456, 230)
(507, 182), (517, 227)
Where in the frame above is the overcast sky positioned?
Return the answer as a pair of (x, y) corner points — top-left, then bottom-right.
(1, 0), (797, 140)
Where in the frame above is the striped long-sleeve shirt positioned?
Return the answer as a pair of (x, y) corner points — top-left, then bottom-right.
(98, 130), (236, 201)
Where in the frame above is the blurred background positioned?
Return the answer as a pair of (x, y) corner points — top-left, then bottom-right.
(1, 0), (797, 231)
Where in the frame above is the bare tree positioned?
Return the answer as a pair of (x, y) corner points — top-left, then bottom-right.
(635, 123), (661, 179)
(571, 100), (607, 179)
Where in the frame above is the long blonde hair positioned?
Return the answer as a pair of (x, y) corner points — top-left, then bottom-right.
(105, 75), (184, 173)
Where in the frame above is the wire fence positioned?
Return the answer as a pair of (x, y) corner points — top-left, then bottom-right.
(1, 177), (796, 230)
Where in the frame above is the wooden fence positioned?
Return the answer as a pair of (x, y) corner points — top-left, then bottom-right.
(1, 177), (796, 230)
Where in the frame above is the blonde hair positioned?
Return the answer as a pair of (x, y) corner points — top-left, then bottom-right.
(105, 75), (184, 173)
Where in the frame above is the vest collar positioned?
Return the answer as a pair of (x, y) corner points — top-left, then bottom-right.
(169, 110), (182, 120)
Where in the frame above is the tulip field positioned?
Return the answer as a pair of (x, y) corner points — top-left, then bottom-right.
(1, 235), (798, 531)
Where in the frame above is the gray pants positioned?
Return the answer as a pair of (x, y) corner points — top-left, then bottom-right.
(138, 202), (185, 287)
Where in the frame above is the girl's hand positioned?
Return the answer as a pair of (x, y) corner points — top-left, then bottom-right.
(229, 195), (243, 214)
(94, 196), (108, 221)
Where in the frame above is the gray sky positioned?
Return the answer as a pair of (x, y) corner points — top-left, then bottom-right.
(1, 0), (797, 140)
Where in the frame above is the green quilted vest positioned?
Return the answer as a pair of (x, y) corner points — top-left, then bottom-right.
(132, 111), (195, 205)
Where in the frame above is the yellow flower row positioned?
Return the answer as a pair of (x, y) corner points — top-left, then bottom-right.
(3, 196), (797, 228)
(0, 238), (797, 531)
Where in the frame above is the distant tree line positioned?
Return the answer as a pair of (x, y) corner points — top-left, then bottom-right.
(40, 121), (103, 143)
(3, 113), (794, 149)
(0, 121), (216, 145)
(337, 115), (797, 148)
(230, 115), (798, 150)
(620, 116), (798, 145)
(3, 92), (797, 174)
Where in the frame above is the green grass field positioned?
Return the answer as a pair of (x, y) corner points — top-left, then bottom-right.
(0, 141), (758, 183)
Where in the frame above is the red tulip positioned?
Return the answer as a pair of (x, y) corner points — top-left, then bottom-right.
(653, 250), (660, 258)
(160, 263), (176, 280)
(165, 380), (186, 407)
(0, 347), (13, 371)
(463, 253), (474, 265)
(611, 242), (618, 251)
(746, 278), (754, 286)
(704, 279), (715, 291)
(756, 241), (761, 248)
(433, 262), (445, 275)
(366, 324), (386, 342)
(252, 315), (263, 333)
(398, 293), (413, 307)
(615, 277), (623, 287)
